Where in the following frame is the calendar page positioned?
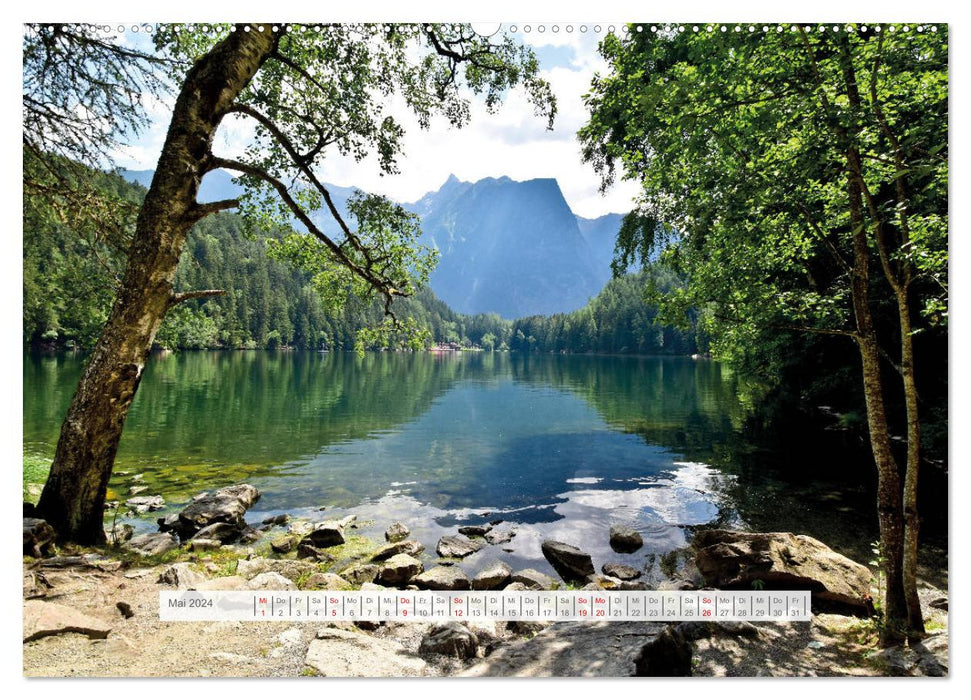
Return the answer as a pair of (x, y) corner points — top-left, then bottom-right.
(19, 3), (950, 688)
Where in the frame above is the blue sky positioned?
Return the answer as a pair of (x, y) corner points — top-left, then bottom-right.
(113, 24), (640, 218)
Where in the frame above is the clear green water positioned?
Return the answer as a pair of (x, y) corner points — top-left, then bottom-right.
(24, 351), (900, 580)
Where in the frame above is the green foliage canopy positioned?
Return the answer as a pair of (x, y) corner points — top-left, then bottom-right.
(580, 24), (947, 366)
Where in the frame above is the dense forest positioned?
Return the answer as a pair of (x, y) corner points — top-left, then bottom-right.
(23, 167), (699, 356)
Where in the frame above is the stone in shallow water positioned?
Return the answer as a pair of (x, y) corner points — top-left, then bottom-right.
(376, 554), (423, 586)
(299, 521), (345, 548)
(602, 563), (641, 581)
(436, 535), (483, 558)
(125, 495), (165, 514)
(190, 521), (241, 543)
(236, 557), (318, 582)
(472, 560), (513, 590)
(609, 525), (644, 553)
(370, 539), (424, 561)
(412, 566), (470, 590)
(541, 540), (595, 583)
(340, 563), (381, 586)
(458, 525), (492, 537)
(304, 573), (351, 590)
(485, 529), (516, 545)
(175, 484), (260, 538)
(384, 522), (410, 543)
(106, 523), (134, 546)
(270, 535), (298, 554)
(187, 538), (222, 552)
(510, 569), (555, 590)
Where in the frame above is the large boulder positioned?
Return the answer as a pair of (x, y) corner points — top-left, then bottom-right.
(458, 525), (492, 537)
(419, 622), (478, 659)
(412, 566), (471, 590)
(235, 557), (318, 582)
(376, 554), (423, 586)
(609, 525), (643, 553)
(175, 485), (260, 538)
(23, 518), (55, 557)
(304, 573), (352, 590)
(693, 530), (873, 610)
(541, 540), (595, 583)
(437, 535), (483, 559)
(190, 521), (243, 544)
(472, 560), (513, 590)
(602, 563), (641, 581)
(125, 495), (165, 514)
(106, 523), (134, 546)
(157, 514), (180, 532)
(339, 563), (381, 586)
(298, 521), (345, 549)
(461, 621), (666, 677)
(633, 626), (693, 676)
(125, 532), (180, 557)
(384, 522), (410, 543)
(510, 569), (555, 590)
(23, 600), (112, 643)
(157, 563), (207, 589)
(370, 540), (424, 561)
(306, 627), (427, 677)
(484, 529), (516, 545)
(270, 535), (298, 554)
(247, 572), (298, 591)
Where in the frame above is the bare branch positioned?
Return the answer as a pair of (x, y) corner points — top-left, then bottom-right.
(209, 155), (403, 313)
(185, 198), (240, 223)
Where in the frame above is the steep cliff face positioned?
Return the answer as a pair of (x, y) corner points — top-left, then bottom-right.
(408, 175), (620, 318)
(121, 169), (626, 319)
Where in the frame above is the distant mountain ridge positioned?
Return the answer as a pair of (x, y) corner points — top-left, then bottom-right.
(118, 169), (626, 319)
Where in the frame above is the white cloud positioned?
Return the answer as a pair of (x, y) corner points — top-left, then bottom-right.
(116, 25), (640, 217)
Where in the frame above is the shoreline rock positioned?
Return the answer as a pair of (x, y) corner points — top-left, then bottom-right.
(609, 525), (643, 553)
(436, 535), (483, 559)
(692, 529), (873, 612)
(174, 484), (260, 539)
(541, 540), (594, 583)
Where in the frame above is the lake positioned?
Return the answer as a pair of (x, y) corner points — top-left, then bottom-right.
(24, 351), (932, 583)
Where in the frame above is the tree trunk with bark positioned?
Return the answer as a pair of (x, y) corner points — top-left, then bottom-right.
(845, 142), (908, 644)
(37, 25), (278, 544)
(898, 292), (925, 638)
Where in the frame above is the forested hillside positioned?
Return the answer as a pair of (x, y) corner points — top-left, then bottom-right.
(24, 168), (698, 355)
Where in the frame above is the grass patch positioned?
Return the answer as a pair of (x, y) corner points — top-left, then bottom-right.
(189, 546), (243, 577)
(23, 453), (51, 502)
(320, 534), (381, 572)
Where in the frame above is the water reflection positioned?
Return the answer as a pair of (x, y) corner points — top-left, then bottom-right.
(24, 351), (921, 574)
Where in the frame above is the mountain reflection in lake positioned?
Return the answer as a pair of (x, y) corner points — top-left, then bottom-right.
(24, 351), (902, 578)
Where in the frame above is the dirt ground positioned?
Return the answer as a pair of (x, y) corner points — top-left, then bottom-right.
(23, 558), (949, 678)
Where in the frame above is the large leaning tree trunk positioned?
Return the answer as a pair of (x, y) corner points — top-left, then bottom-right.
(37, 25), (279, 544)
